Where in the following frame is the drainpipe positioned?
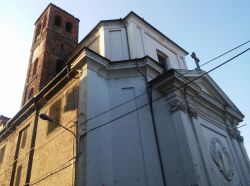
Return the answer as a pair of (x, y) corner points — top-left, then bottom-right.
(136, 61), (167, 186)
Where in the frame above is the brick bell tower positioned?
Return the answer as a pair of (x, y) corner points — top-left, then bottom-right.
(21, 4), (79, 106)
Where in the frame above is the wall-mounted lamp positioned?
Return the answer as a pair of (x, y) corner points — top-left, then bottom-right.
(39, 113), (77, 139)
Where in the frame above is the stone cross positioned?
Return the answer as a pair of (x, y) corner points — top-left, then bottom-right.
(191, 52), (201, 70)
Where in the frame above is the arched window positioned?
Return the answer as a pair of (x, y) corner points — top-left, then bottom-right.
(33, 58), (38, 76)
(54, 15), (61, 27)
(65, 22), (72, 33)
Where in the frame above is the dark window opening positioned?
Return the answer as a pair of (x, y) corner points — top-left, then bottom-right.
(0, 146), (6, 164)
(33, 58), (38, 76)
(55, 59), (64, 74)
(15, 165), (22, 186)
(65, 22), (72, 33)
(47, 99), (61, 134)
(61, 43), (64, 50)
(157, 50), (168, 71)
(157, 54), (165, 66)
(54, 15), (62, 27)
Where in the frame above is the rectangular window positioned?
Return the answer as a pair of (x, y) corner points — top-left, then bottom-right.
(64, 87), (79, 112)
(20, 126), (29, 149)
(0, 145), (6, 164)
(47, 99), (61, 134)
(15, 165), (22, 186)
(157, 54), (166, 66)
(157, 50), (168, 70)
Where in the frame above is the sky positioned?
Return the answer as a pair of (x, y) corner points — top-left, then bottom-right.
(0, 1), (250, 155)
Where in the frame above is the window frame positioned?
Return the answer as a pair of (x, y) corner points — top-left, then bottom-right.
(156, 50), (169, 71)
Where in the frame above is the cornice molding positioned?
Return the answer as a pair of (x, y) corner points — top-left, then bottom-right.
(81, 49), (163, 80)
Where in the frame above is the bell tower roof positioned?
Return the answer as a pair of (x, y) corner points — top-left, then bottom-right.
(35, 3), (79, 25)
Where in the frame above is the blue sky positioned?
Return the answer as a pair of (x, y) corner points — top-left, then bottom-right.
(0, 1), (250, 154)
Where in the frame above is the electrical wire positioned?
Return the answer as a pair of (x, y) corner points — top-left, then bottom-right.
(27, 156), (77, 185)
(0, 73), (80, 144)
(83, 48), (250, 136)
(84, 42), (250, 125)
(0, 117), (77, 178)
(22, 46), (250, 185)
(200, 40), (250, 67)
(136, 61), (167, 186)
(0, 42), (249, 185)
(1, 40), (248, 144)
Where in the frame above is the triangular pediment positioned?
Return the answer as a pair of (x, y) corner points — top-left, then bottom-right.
(150, 70), (244, 121)
(195, 78), (225, 104)
(193, 74), (243, 116)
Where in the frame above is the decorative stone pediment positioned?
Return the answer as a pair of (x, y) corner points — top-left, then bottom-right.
(181, 72), (244, 123)
(195, 75), (243, 118)
(196, 79), (224, 104)
(151, 70), (244, 122)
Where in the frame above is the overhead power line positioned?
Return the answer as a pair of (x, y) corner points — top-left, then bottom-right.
(85, 41), (250, 125)
(1, 40), (248, 143)
(0, 118), (77, 178)
(0, 45), (249, 185)
(200, 40), (250, 67)
(85, 48), (250, 135)
(3, 47), (248, 184)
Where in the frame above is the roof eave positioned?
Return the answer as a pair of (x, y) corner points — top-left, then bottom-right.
(124, 11), (189, 55)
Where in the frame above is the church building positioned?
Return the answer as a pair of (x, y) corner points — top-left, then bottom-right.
(0, 4), (249, 186)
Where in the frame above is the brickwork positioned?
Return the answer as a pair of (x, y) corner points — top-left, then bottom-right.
(22, 4), (79, 106)
(0, 78), (79, 185)
(0, 4), (81, 185)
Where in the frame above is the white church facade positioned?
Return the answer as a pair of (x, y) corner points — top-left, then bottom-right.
(0, 4), (249, 186)
(74, 11), (250, 186)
